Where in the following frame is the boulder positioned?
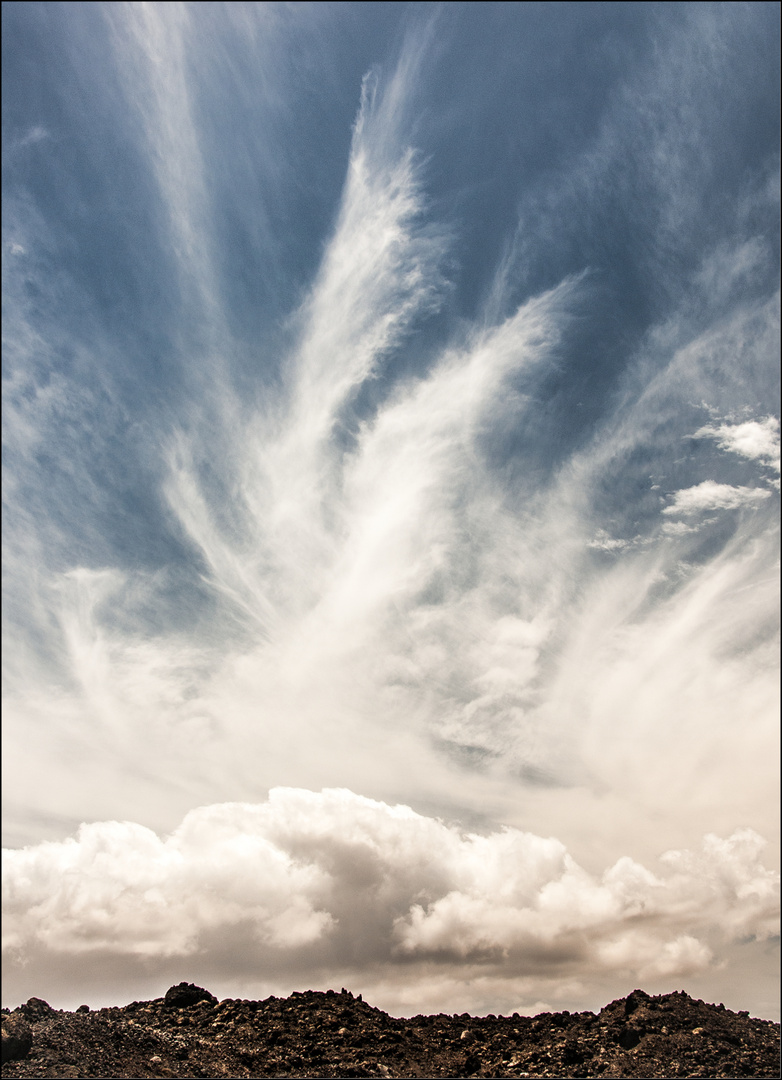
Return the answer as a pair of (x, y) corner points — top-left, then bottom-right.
(2, 1014), (33, 1064)
(20, 997), (54, 1020)
(163, 983), (217, 1009)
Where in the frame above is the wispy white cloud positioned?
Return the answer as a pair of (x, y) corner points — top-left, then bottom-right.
(107, 2), (213, 299)
(4, 150), (778, 874)
(160, 51), (452, 640)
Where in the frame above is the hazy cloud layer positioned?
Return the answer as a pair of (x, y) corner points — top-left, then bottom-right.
(2, 1), (779, 1019)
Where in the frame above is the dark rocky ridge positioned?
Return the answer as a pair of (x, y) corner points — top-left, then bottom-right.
(2, 984), (779, 1078)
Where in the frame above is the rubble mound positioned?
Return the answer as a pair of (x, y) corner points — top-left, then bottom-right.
(1, 985), (779, 1077)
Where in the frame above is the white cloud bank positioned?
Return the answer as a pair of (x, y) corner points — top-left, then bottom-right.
(3, 789), (778, 1014)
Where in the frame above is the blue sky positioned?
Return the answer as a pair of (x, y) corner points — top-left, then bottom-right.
(3, 1), (780, 1019)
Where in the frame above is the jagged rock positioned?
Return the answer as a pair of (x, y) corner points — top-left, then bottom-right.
(624, 988), (650, 1015)
(1, 1015), (32, 1064)
(18, 1000), (52, 1021)
(162, 982), (217, 1009)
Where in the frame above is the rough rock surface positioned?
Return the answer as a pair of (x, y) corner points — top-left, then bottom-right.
(1, 986), (779, 1077)
(1, 1016), (33, 1065)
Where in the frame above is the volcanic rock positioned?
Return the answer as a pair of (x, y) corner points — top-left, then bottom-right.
(1, 986), (779, 1077)
(163, 983), (217, 1010)
(18, 1000), (53, 1021)
(1, 1016), (32, 1065)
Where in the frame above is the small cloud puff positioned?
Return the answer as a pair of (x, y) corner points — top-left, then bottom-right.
(587, 530), (633, 552)
(662, 481), (771, 516)
(693, 416), (781, 475)
(661, 519), (705, 535)
(16, 126), (49, 150)
(3, 790), (778, 996)
(587, 530), (650, 553)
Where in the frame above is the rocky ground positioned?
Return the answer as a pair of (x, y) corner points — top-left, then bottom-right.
(2, 984), (780, 1078)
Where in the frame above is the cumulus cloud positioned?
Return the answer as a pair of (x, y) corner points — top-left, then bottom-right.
(662, 481), (771, 515)
(693, 417), (781, 475)
(3, 789), (778, 1012)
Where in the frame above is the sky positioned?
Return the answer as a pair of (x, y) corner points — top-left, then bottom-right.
(2, 1), (780, 1021)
